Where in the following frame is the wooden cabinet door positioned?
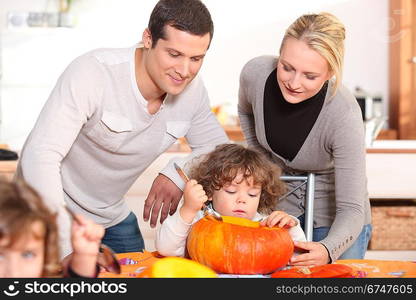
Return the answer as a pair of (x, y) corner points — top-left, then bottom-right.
(389, 0), (416, 139)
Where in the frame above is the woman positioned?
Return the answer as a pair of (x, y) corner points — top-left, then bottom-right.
(238, 12), (372, 266)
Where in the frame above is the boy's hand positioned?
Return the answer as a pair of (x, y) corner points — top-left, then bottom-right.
(260, 211), (298, 228)
(71, 214), (105, 257)
(69, 214), (105, 277)
(180, 179), (208, 223)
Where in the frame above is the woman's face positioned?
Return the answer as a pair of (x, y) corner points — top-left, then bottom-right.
(0, 221), (45, 278)
(277, 37), (332, 104)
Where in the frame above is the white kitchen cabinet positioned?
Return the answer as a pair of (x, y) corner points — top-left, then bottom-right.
(366, 140), (416, 199)
(366, 153), (416, 199)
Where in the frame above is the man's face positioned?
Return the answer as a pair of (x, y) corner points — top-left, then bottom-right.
(143, 25), (211, 96)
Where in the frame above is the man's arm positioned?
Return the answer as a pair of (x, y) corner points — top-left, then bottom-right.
(162, 87), (229, 190)
(144, 83), (229, 228)
(15, 55), (102, 258)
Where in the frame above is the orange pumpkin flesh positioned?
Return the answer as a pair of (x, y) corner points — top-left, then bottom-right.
(138, 257), (217, 278)
(186, 215), (294, 275)
(271, 264), (353, 278)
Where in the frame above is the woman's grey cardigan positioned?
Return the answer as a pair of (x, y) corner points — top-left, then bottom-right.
(238, 56), (371, 262)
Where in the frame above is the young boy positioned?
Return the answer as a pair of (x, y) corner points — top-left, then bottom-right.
(156, 143), (306, 257)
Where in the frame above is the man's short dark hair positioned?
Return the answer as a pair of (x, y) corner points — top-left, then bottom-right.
(148, 0), (214, 48)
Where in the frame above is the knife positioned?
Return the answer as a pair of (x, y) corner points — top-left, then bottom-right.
(174, 162), (189, 182)
(174, 163), (222, 221)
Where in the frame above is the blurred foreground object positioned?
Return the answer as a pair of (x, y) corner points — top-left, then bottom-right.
(138, 256), (217, 278)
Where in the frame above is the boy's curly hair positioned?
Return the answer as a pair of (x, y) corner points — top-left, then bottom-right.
(0, 179), (61, 277)
(188, 143), (286, 215)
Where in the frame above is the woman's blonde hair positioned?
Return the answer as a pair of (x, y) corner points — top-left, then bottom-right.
(0, 179), (61, 277)
(189, 144), (286, 215)
(280, 12), (346, 94)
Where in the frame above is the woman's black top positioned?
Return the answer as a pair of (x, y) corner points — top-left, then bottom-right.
(264, 68), (328, 161)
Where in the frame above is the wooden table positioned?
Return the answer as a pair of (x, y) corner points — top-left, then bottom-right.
(99, 251), (416, 278)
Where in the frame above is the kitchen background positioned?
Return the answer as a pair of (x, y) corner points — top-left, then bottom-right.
(1, 0), (415, 259)
(0, 0), (389, 149)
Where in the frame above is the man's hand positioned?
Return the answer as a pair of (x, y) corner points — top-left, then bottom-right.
(143, 174), (183, 228)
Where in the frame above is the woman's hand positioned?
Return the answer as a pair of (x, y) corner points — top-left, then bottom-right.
(289, 241), (330, 267)
(180, 179), (208, 223)
(260, 210), (297, 228)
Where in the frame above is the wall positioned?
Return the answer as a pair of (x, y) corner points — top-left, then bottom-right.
(0, 0), (389, 150)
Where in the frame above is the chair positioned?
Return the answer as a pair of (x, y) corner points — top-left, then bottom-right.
(279, 173), (315, 241)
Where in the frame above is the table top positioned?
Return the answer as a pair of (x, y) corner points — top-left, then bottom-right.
(98, 251), (416, 278)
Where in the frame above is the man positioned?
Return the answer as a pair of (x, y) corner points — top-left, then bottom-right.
(16, 0), (228, 258)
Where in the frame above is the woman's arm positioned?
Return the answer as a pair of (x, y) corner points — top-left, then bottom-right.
(238, 67), (261, 148)
(319, 102), (368, 262)
(291, 90), (368, 265)
(238, 56), (284, 162)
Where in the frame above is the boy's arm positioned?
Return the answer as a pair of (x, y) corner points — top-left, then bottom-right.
(155, 211), (196, 257)
(156, 180), (206, 256)
(287, 216), (307, 242)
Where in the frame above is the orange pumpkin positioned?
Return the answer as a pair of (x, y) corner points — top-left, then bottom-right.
(271, 264), (353, 278)
(138, 257), (218, 278)
(186, 215), (294, 274)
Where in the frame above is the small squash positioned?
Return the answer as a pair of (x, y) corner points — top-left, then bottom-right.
(271, 264), (353, 278)
(186, 215), (294, 274)
(138, 257), (217, 278)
